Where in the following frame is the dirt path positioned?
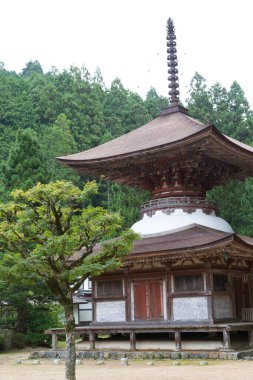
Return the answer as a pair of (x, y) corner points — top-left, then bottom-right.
(0, 353), (253, 380)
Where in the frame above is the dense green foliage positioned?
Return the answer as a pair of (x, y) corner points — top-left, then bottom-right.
(0, 180), (138, 378)
(0, 62), (168, 225)
(188, 73), (253, 236)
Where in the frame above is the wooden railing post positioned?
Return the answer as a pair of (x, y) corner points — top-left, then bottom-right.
(130, 331), (136, 350)
(175, 330), (181, 350)
(248, 329), (253, 348)
(52, 333), (58, 350)
(223, 329), (231, 350)
(89, 331), (95, 350)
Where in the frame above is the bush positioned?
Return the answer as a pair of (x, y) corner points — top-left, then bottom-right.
(0, 335), (5, 350)
(25, 332), (50, 347)
(12, 333), (26, 348)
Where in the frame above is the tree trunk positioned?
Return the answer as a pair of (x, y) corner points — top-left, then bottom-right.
(16, 304), (28, 334)
(64, 301), (76, 380)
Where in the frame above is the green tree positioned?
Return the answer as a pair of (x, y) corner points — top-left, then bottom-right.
(1, 129), (46, 197)
(21, 60), (43, 77)
(38, 114), (80, 183)
(0, 181), (137, 380)
(144, 87), (168, 119)
(187, 72), (213, 124)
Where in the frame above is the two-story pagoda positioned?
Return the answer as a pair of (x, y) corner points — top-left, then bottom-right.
(58, 19), (253, 351)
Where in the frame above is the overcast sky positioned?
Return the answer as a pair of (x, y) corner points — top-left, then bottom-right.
(1, 0), (253, 106)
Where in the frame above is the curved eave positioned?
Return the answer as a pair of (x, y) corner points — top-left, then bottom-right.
(57, 127), (210, 167)
(58, 126), (253, 175)
(126, 224), (253, 257)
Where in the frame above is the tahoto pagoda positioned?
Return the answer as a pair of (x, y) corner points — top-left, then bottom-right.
(58, 19), (253, 351)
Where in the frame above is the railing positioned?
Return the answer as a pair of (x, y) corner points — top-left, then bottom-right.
(242, 308), (253, 322)
(140, 197), (216, 216)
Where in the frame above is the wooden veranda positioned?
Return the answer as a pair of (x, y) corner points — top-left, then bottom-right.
(45, 320), (253, 352)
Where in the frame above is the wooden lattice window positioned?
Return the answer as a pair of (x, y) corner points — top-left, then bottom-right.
(213, 274), (228, 291)
(174, 274), (204, 292)
(96, 280), (123, 297)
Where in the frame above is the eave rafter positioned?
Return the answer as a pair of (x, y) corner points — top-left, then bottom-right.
(123, 239), (253, 266)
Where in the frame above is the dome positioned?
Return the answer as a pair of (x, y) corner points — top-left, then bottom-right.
(131, 209), (233, 237)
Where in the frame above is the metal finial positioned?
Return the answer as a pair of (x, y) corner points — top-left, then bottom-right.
(167, 18), (179, 105)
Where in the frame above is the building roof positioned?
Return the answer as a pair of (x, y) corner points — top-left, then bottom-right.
(57, 109), (253, 184)
(130, 224), (233, 255)
(71, 224), (253, 265)
(73, 294), (91, 304)
(122, 224), (253, 264)
(58, 111), (206, 161)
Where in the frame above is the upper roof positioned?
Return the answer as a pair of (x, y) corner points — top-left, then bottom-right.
(59, 111), (206, 161)
(58, 109), (253, 182)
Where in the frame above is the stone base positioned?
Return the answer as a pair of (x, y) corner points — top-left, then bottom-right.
(30, 349), (253, 361)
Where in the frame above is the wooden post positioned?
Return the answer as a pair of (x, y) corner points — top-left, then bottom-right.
(51, 333), (58, 350)
(89, 331), (95, 350)
(222, 329), (231, 350)
(248, 329), (253, 348)
(175, 330), (181, 350)
(130, 331), (136, 350)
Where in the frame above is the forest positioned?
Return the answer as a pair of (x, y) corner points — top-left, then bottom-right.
(0, 60), (253, 347)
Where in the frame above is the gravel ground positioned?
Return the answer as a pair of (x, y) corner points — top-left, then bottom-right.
(0, 351), (253, 380)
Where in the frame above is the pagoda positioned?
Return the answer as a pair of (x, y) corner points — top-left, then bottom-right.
(58, 19), (253, 351)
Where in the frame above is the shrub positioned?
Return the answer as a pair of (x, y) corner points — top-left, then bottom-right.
(12, 333), (26, 348)
(26, 332), (50, 347)
(0, 335), (5, 350)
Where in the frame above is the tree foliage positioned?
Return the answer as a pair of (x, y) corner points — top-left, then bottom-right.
(0, 180), (138, 379)
(188, 72), (253, 235)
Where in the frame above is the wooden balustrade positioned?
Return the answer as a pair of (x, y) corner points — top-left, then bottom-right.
(242, 308), (253, 322)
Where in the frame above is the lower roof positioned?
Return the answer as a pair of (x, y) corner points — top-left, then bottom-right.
(126, 224), (253, 261)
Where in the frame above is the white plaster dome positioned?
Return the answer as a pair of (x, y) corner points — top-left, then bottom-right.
(131, 208), (233, 237)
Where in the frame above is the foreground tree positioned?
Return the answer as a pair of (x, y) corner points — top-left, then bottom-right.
(0, 181), (137, 380)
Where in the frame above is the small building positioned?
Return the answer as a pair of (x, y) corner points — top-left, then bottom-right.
(73, 278), (92, 326)
(58, 19), (253, 351)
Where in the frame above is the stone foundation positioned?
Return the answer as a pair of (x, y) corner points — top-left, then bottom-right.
(31, 349), (253, 361)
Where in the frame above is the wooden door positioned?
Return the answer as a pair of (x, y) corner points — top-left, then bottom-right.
(133, 281), (164, 321)
(234, 277), (244, 318)
(244, 281), (250, 308)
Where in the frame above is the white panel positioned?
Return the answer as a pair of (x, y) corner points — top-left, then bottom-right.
(96, 301), (126, 322)
(79, 310), (92, 322)
(74, 305), (79, 324)
(79, 302), (92, 310)
(173, 297), (208, 321)
(213, 295), (233, 319)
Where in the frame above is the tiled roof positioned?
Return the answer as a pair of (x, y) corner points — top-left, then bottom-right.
(130, 224), (233, 255)
(58, 112), (207, 162)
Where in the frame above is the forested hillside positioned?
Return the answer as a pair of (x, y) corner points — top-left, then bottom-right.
(0, 61), (169, 228)
(1, 62), (253, 232)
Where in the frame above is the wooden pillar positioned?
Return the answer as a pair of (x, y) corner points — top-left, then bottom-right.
(175, 330), (181, 350)
(51, 333), (58, 350)
(222, 329), (231, 350)
(248, 329), (253, 348)
(130, 331), (136, 350)
(89, 331), (95, 350)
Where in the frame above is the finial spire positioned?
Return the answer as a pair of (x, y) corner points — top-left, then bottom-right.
(167, 18), (179, 105)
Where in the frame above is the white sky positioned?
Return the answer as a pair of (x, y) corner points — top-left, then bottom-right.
(1, 0), (253, 107)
